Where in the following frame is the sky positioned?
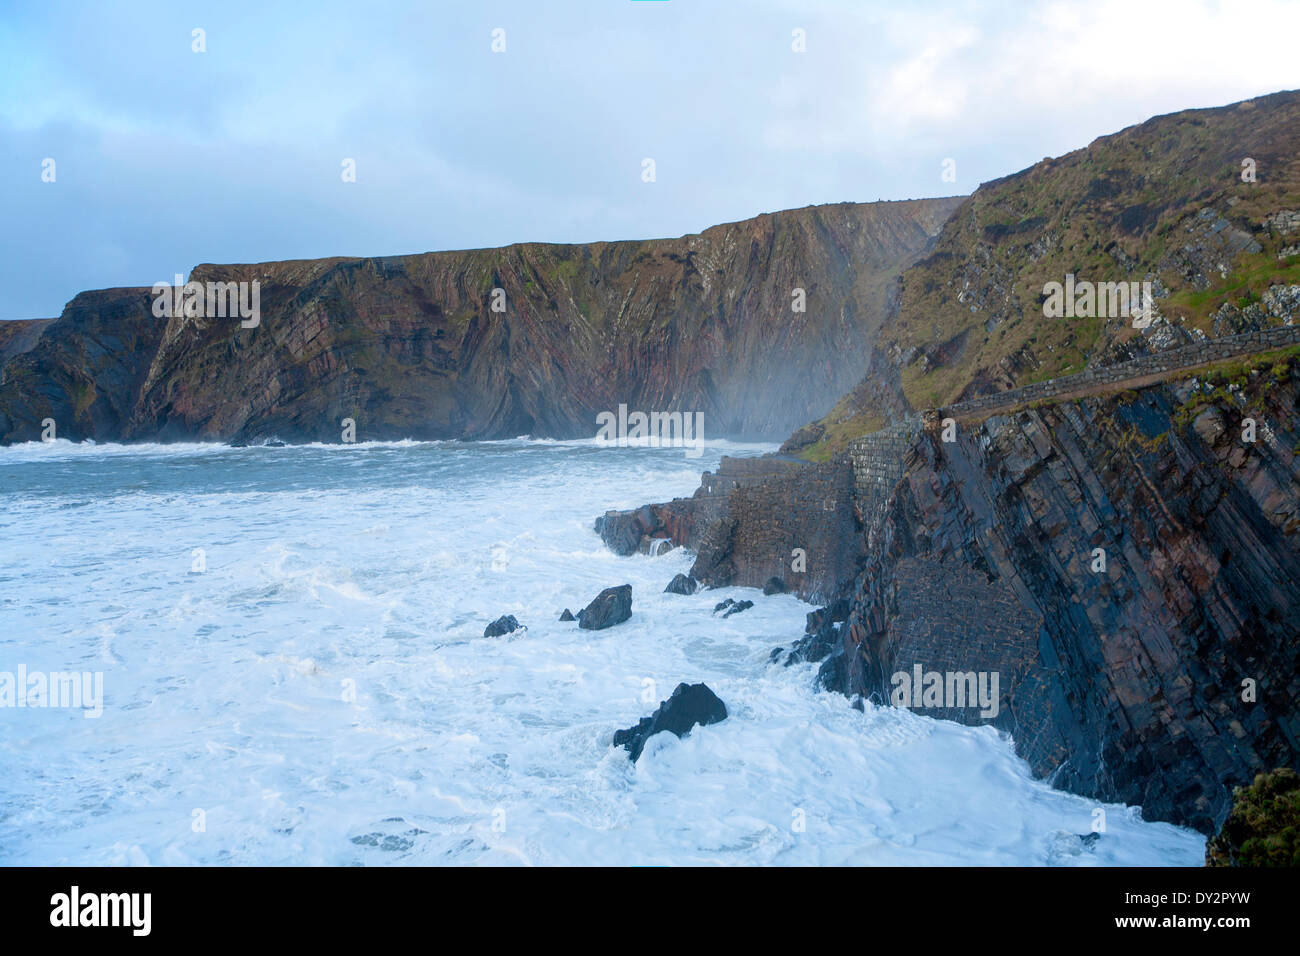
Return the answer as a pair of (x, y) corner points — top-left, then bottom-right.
(1, 0), (1297, 320)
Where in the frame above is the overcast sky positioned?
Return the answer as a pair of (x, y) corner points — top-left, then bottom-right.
(2, 0), (1297, 320)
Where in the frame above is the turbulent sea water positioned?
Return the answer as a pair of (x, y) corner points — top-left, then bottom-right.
(0, 438), (1205, 865)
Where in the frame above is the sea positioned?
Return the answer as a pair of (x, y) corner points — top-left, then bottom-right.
(0, 437), (1205, 865)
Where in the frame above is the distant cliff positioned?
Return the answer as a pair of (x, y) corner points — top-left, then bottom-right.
(0, 198), (960, 445)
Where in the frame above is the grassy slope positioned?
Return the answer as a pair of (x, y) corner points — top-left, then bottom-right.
(795, 90), (1300, 460)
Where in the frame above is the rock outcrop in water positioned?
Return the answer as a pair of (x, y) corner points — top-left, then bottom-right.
(613, 682), (729, 762)
(577, 585), (633, 631)
(483, 615), (524, 638)
(0, 199), (960, 446)
(594, 453), (864, 604)
(664, 574), (697, 595)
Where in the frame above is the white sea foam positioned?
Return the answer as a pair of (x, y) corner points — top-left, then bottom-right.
(0, 440), (1205, 865)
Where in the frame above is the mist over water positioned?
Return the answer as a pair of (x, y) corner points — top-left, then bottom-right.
(0, 439), (1204, 865)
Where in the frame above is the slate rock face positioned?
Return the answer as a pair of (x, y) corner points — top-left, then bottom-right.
(822, 377), (1300, 833)
(664, 574), (697, 595)
(483, 614), (523, 638)
(613, 682), (728, 762)
(577, 585), (632, 630)
(0, 289), (163, 444)
(666, 363), (1300, 833)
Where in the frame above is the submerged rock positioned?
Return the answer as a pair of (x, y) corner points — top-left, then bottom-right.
(722, 600), (753, 618)
(664, 573), (697, 595)
(577, 584), (632, 630)
(558, 608), (575, 622)
(709, 596), (753, 617)
(612, 682), (728, 762)
(483, 614), (523, 638)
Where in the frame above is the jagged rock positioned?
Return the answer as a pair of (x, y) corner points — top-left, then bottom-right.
(721, 600), (753, 618)
(593, 511), (645, 556)
(558, 608), (575, 622)
(595, 504), (694, 558)
(816, 647), (849, 692)
(1192, 406), (1228, 445)
(762, 576), (786, 595)
(483, 614), (523, 638)
(1263, 209), (1300, 235)
(784, 600), (850, 666)
(1262, 284), (1300, 323)
(612, 682), (728, 762)
(577, 585), (632, 630)
(664, 574), (697, 595)
(593, 454), (862, 604)
(1206, 769), (1300, 866)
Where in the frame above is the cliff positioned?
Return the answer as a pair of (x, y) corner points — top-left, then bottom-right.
(596, 91), (1300, 835)
(0, 198), (961, 445)
(817, 353), (1300, 834)
(792, 89), (1300, 461)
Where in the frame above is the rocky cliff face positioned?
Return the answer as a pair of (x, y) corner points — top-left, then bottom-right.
(812, 360), (1300, 834)
(607, 351), (1300, 833)
(595, 453), (864, 604)
(0, 290), (164, 443)
(0, 198), (960, 445)
(596, 91), (1300, 834)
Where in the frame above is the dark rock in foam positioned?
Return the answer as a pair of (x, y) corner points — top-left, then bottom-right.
(613, 682), (728, 762)
(576, 585), (632, 631)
